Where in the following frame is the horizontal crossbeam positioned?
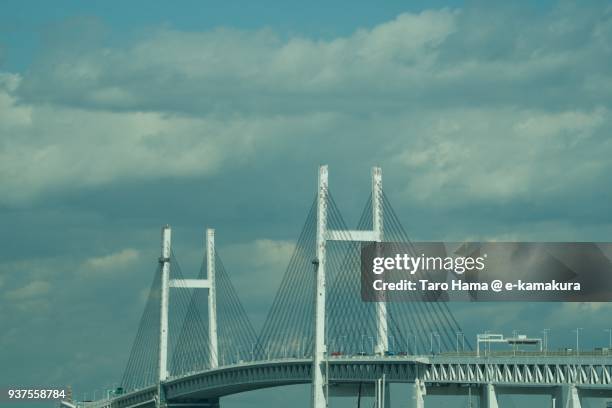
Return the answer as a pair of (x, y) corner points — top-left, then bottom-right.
(169, 279), (211, 289)
(326, 230), (379, 242)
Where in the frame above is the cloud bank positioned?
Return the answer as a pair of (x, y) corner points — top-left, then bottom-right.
(0, 3), (610, 210)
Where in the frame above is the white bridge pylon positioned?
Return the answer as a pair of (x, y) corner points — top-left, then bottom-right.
(312, 165), (388, 408)
(158, 226), (219, 383)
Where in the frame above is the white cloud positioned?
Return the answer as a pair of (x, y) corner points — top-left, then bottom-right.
(5, 280), (51, 301)
(81, 248), (140, 275)
(222, 239), (296, 303)
(0, 73), (32, 127)
(224, 239), (295, 276)
(0, 3), (610, 210)
(16, 10), (458, 109)
(15, 5), (611, 114)
(0, 74), (337, 204)
(390, 107), (610, 204)
(562, 302), (612, 313)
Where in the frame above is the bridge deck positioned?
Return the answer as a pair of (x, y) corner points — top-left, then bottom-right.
(84, 354), (612, 408)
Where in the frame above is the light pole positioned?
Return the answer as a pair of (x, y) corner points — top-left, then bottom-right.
(430, 332), (434, 354)
(407, 333), (417, 355)
(574, 328), (582, 356)
(605, 329), (612, 353)
(542, 329), (550, 355)
(430, 332), (439, 355)
(389, 335), (395, 353)
(456, 332), (464, 354)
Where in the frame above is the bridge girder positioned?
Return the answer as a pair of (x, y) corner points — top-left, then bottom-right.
(99, 357), (612, 408)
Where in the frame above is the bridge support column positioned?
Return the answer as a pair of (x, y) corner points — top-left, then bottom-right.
(372, 167), (388, 356)
(159, 225), (172, 383)
(312, 165), (328, 408)
(207, 229), (218, 369)
(374, 375), (391, 408)
(412, 378), (426, 408)
(557, 384), (582, 408)
(480, 383), (499, 408)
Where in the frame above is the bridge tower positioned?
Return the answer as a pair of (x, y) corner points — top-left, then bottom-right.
(312, 165), (388, 408)
(158, 225), (172, 383)
(312, 165), (328, 408)
(372, 167), (388, 355)
(157, 226), (219, 382)
(206, 229), (219, 369)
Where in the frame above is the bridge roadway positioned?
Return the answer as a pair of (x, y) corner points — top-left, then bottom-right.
(85, 353), (612, 408)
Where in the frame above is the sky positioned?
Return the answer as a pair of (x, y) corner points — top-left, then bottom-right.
(1, 0), (612, 407)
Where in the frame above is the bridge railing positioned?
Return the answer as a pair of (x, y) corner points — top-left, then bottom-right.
(321, 349), (612, 359)
(436, 350), (612, 358)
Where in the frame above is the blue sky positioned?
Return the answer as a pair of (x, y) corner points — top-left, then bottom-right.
(1, 1), (612, 407)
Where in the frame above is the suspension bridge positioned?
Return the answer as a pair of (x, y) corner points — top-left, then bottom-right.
(66, 166), (612, 408)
